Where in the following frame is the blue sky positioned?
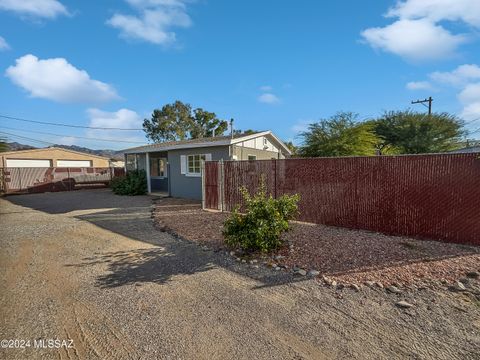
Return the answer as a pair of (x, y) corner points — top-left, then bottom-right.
(1, 0), (479, 150)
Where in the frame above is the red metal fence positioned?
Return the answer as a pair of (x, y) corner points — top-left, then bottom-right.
(0, 167), (125, 194)
(204, 153), (480, 245)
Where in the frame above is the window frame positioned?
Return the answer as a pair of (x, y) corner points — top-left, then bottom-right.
(247, 154), (257, 161)
(150, 157), (168, 178)
(186, 154), (205, 177)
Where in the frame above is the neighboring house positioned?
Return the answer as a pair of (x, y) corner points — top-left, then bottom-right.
(449, 146), (480, 154)
(0, 147), (111, 168)
(123, 131), (291, 199)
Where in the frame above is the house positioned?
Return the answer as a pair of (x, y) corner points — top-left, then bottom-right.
(0, 147), (111, 168)
(123, 131), (291, 199)
(448, 146), (480, 154)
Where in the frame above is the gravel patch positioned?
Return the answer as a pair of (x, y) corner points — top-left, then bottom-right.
(153, 198), (480, 286)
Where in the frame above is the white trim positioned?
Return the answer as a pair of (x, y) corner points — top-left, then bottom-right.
(180, 155), (186, 174)
(145, 152), (151, 193)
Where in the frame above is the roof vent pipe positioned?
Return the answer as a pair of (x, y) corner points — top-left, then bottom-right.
(230, 118), (234, 139)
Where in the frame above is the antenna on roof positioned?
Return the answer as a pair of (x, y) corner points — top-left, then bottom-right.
(230, 118), (234, 139)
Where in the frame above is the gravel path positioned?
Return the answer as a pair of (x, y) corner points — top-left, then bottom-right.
(1, 189), (479, 359)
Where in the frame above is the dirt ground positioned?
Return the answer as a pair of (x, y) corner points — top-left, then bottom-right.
(1, 190), (480, 360)
(153, 198), (480, 286)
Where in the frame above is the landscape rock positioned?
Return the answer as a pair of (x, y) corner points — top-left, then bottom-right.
(395, 301), (414, 309)
(323, 276), (333, 286)
(387, 286), (402, 294)
(336, 283), (344, 290)
(229, 251), (235, 256)
(350, 284), (361, 292)
(331, 280), (337, 287)
(274, 255), (285, 261)
(275, 267), (281, 271)
(308, 270), (320, 277)
(450, 281), (466, 292)
(375, 282), (384, 289)
(294, 269), (307, 276)
(241, 259), (247, 263)
(364, 281), (375, 287)
(466, 271), (479, 279)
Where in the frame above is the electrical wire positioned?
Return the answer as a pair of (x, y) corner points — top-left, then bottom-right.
(0, 131), (56, 146)
(0, 126), (146, 144)
(0, 114), (144, 131)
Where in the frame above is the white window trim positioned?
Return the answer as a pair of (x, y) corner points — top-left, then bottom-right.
(185, 153), (210, 177)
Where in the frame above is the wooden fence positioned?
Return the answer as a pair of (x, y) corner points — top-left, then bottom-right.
(1, 167), (125, 194)
(203, 153), (480, 245)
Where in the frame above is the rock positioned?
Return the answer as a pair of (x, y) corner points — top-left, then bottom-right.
(294, 269), (307, 276)
(323, 276), (333, 286)
(395, 301), (414, 309)
(308, 270), (320, 277)
(375, 282), (384, 289)
(274, 255), (285, 260)
(331, 280), (337, 287)
(269, 263), (278, 268)
(459, 278), (470, 285)
(350, 284), (361, 291)
(251, 259), (258, 263)
(450, 281), (466, 292)
(229, 251), (236, 256)
(387, 285), (402, 294)
(241, 259), (247, 263)
(364, 281), (375, 287)
(236, 257), (241, 262)
(466, 271), (479, 279)
(336, 283), (344, 290)
(274, 266), (281, 271)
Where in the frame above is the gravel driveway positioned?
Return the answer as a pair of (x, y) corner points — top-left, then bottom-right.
(1, 189), (479, 359)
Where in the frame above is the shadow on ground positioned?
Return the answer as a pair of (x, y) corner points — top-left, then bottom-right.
(6, 189), (295, 289)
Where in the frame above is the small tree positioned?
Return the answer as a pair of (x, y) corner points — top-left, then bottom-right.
(110, 170), (147, 196)
(369, 110), (464, 154)
(223, 180), (299, 253)
(298, 112), (380, 157)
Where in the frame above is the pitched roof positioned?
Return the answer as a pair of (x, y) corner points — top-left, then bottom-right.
(0, 147), (111, 160)
(123, 131), (291, 155)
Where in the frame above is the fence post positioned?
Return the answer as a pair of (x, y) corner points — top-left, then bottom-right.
(201, 160), (205, 210)
(219, 159), (225, 212)
(67, 167), (71, 191)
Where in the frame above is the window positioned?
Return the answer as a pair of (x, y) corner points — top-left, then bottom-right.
(126, 154), (136, 171)
(150, 157), (167, 177)
(187, 154), (205, 175)
(247, 155), (257, 161)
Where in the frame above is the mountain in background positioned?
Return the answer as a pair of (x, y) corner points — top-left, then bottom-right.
(6, 142), (37, 151)
(6, 142), (124, 160)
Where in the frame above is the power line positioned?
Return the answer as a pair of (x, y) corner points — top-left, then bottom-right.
(0, 131), (56, 146)
(0, 114), (144, 131)
(0, 126), (146, 144)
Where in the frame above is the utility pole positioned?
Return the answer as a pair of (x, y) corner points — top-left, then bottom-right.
(411, 97), (433, 115)
(230, 118), (234, 139)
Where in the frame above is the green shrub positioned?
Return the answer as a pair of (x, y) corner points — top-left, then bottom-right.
(110, 169), (147, 195)
(223, 181), (299, 253)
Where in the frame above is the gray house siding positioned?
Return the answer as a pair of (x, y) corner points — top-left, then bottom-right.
(168, 146), (230, 199)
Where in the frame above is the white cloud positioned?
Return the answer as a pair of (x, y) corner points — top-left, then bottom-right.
(107, 0), (192, 45)
(406, 81), (433, 90)
(408, 64), (480, 121)
(361, 19), (467, 62)
(387, 0), (480, 27)
(430, 64), (480, 86)
(5, 54), (119, 103)
(0, 0), (68, 19)
(86, 108), (145, 144)
(260, 85), (273, 92)
(0, 36), (9, 50)
(258, 93), (280, 104)
(361, 0), (480, 62)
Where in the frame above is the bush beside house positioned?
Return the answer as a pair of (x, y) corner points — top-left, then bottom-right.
(110, 170), (147, 195)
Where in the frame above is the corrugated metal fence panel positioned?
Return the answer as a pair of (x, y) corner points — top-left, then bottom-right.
(3, 167), (122, 194)
(205, 153), (480, 245)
